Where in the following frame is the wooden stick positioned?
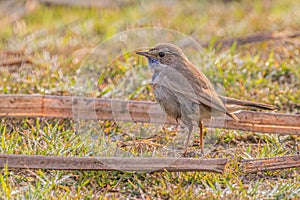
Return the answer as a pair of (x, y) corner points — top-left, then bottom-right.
(1, 153), (298, 173)
(0, 154), (227, 173)
(0, 57), (31, 66)
(241, 155), (300, 173)
(0, 95), (299, 135)
(0, 51), (32, 66)
(40, 0), (132, 8)
(202, 31), (300, 49)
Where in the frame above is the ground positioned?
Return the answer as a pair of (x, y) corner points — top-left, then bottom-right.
(0, 0), (299, 199)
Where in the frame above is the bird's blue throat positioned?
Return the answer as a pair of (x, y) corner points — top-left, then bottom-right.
(147, 57), (159, 65)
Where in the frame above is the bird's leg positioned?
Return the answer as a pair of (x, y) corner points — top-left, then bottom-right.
(172, 124), (186, 150)
(183, 124), (193, 157)
(199, 120), (204, 154)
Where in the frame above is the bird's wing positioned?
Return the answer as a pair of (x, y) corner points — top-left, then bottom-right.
(154, 65), (227, 114)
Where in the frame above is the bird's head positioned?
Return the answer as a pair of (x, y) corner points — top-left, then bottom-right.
(136, 43), (188, 71)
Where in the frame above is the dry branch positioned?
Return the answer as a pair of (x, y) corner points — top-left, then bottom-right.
(0, 154), (227, 173)
(241, 155), (300, 173)
(0, 57), (31, 66)
(0, 51), (32, 66)
(202, 31), (300, 49)
(40, 0), (133, 8)
(1, 153), (299, 173)
(0, 95), (299, 135)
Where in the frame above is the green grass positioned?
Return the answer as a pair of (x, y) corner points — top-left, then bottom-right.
(0, 0), (300, 199)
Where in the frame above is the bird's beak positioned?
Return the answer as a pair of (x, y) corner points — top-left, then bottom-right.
(136, 51), (152, 58)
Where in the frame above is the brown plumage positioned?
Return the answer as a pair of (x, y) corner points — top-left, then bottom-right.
(136, 43), (276, 156)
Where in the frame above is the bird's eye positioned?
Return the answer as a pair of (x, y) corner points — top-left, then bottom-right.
(158, 52), (165, 57)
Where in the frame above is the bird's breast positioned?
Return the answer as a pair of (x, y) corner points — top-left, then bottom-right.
(151, 72), (160, 83)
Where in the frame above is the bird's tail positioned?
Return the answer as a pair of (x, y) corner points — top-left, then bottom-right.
(226, 112), (240, 122)
(219, 95), (277, 112)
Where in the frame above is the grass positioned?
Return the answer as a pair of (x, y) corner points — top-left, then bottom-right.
(0, 0), (300, 199)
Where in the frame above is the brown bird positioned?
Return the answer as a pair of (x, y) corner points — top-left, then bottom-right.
(136, 43), (276, 156)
